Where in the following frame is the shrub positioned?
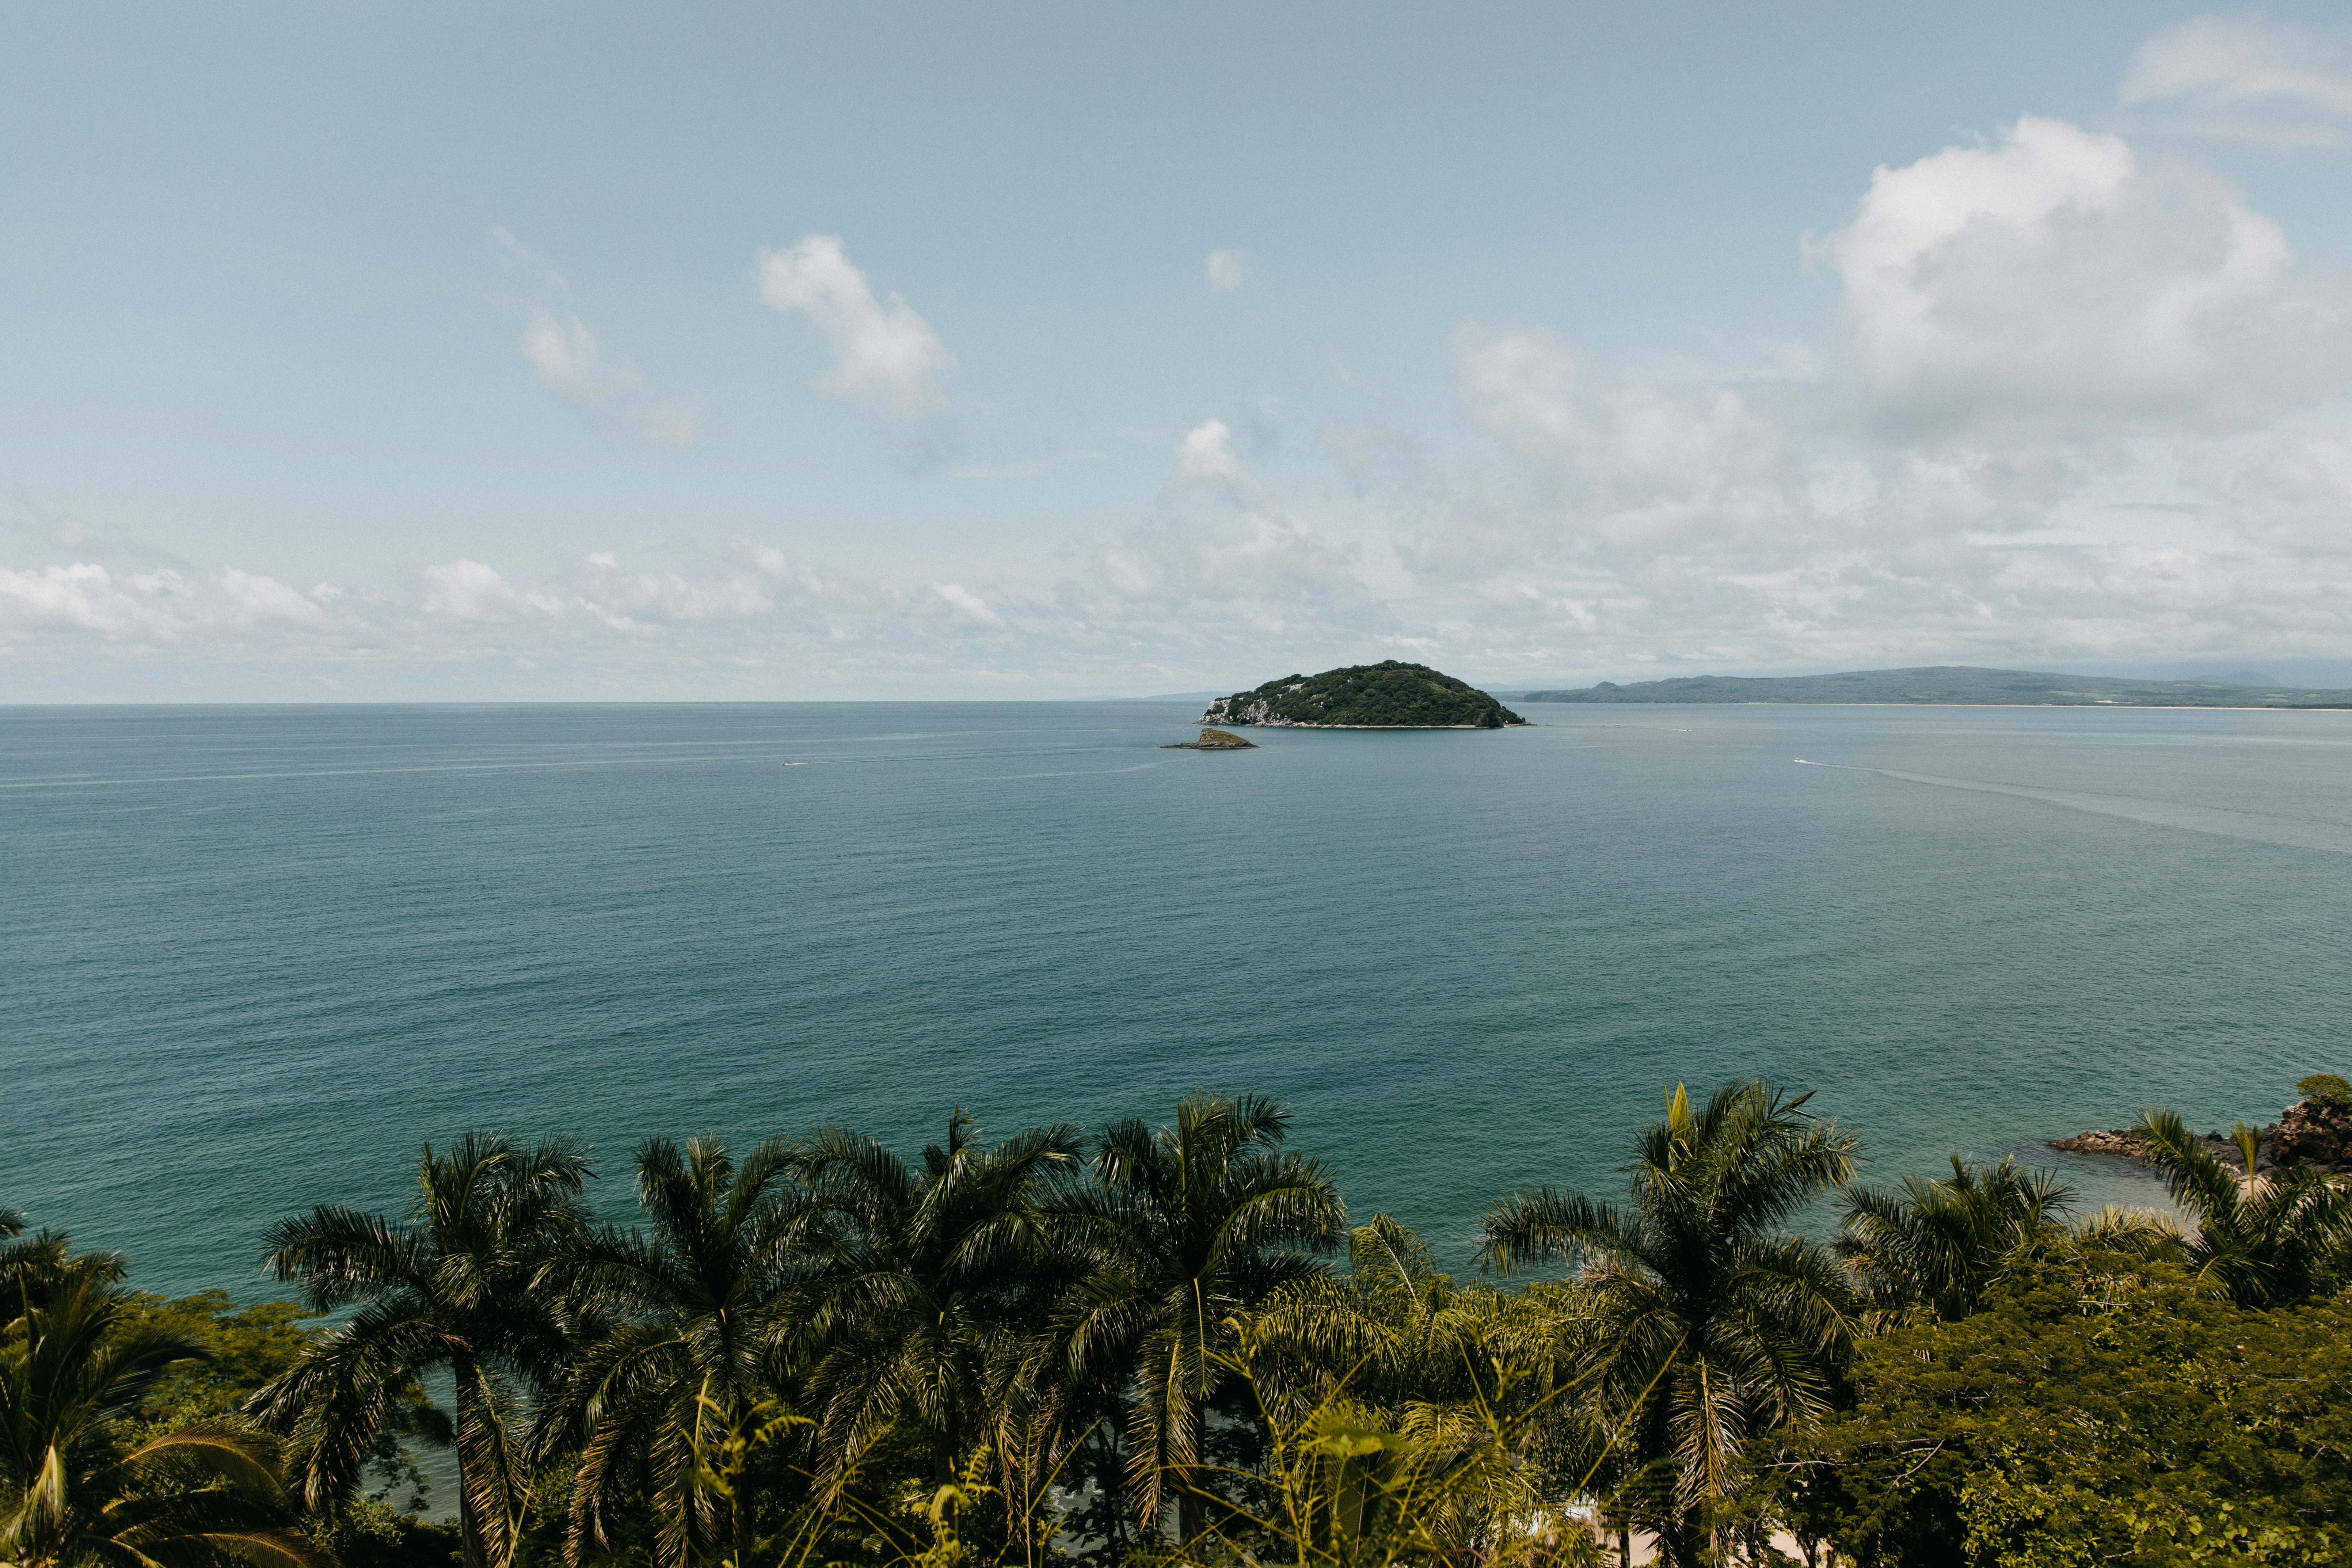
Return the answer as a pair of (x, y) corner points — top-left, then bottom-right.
(2298, 1073), (2352, 1109)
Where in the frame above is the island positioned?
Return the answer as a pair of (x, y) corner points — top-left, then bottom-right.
(1161, 727), (1257, 750)
(1514, 665), (2352, 708)
(1202, 661), (1528, 728)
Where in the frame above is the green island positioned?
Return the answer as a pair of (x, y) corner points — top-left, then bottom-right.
(1204, 661), (1528, 728)
(11, 1076), (2352, 1568)
(1516, 664), (2352, 708)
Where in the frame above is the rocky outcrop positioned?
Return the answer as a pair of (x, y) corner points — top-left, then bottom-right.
(2046, 1126), (2268, 1172)
(1161, 727), (1256, 750)
(2271, 1099), (2352, 1169)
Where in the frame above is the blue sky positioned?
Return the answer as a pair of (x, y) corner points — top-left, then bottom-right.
(5, 3), (2351, 698)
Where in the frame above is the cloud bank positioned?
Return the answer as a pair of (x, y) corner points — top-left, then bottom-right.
(9, 30), (2352, 698)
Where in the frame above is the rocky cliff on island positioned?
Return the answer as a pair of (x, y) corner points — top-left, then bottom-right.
(1202, 661), (1528, 729)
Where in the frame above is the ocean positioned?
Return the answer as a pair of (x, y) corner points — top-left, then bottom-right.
(7, 700), (2349, 1298)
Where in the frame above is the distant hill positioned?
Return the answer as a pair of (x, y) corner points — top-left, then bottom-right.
(1204, 662), (1528, 728)
(1514, 666), (2352, 708)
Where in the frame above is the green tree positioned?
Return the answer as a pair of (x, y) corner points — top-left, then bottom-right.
(538, 1135), (809, 1568)
(1248, 1215), (1510, 1418)
(3, 1213), (113, 1328)
(1779, 1250), (2352, 1566)
(2296, 1073), (2350, 1108)
(1838, 1155), (2073, 1324)
(1479, 1081), (1859, 1568)
(2137, 1110), (2352, 1305)
(1059, 1093), (1346, 1542)
(796, 1113), (1082, 1495)
(1, 1255), (317, 1568)
(250, 1132), (593, 1568)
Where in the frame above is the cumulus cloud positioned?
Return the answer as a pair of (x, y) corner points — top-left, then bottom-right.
(1063, 419), (1373, 651)
(1455, 331), (1792, 549)
(0, 562), (327, 641)
(1819, 115), (2351, 435)
(1205, 249), (1249, 291)
(2121, 15), (2352, 146)
(1174, 418), (1253, 490)
(419, 559), (563, 622)
(932, 583), (1005, 628)
(493, 230), (701, 445)
(758, 235), (954, 419)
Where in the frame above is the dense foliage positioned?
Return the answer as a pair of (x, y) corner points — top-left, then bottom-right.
(9, 1080), (2352, 1568)
(1202, 664), (1527, 728)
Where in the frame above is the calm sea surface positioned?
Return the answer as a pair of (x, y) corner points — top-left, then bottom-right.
(7, 700), (2350, 1298)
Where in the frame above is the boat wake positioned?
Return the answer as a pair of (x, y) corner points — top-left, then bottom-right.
(1795, 758), (2352, 856)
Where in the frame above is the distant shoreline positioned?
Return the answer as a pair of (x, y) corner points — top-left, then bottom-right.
(1519, 699), (2352, 712)
(1512, 664), (2352, 710)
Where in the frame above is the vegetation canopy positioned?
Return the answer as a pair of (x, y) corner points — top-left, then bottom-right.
(10, 1073), (2352, 1568)
(1201, 664), (1527, 729)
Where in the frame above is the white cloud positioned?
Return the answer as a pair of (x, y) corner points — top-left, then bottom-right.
(1175, 418), (1252, 490)
(1819, 115), (2350, 435)
(419, 559), (562, 622)
(2121, 15), (2352, 146)
(1206, 249), (1250, 291)
(19, 38), (2352, 698)
(757, 235), (954, 419)
(493, 230), (702, 445)
(0, 562), (326, 641)
(1455, 331), (1791, 549)
(932, 582), (1005, 628)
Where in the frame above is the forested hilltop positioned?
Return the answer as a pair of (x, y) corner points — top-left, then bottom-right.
(1204, 662), (1527, 727)
(1517, 665), (2352, 707)
(11, 1077), (2352, 1568)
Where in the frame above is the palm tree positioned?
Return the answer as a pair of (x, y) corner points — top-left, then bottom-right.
(1241, 1216), (1599, 1565)
(2135, 1110), (2352, 1306)
(1, 1254), (317, 1568)
(796, 1111), (1083, 1494)
(1838, 1154), (2073, 1322)
(1248, 1215), (1500, 1416)
(249, 1131), (593, 1568)
(538, 1135), (809, 1568)
(1059, 1092), (1346, 1542)
(1478, 1081), (1859, 1568)
(2, 1211), (88, 1327)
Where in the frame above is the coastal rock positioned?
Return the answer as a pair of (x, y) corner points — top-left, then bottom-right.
(2272, 1099), (2352, 1168)
(1202, 661), (1527, 729)
(2047, 1127), (2152, 1158)
(2045, 1125), (2274, 1172)
(1161, 727), (1257, 750)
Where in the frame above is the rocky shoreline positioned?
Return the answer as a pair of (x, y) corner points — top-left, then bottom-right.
(2048, 1096), (2352, 1173)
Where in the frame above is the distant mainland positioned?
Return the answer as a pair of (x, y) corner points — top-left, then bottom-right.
(1515, 665), (2352, 709)
(1203, 662), (1527, 728)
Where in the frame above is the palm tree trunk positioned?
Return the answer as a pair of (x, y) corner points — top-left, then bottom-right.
(1176, 1393), (1204, 1542)
(452, 1364), (487, 1568)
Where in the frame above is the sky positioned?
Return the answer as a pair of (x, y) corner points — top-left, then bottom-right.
(4, 2), (2352, 700)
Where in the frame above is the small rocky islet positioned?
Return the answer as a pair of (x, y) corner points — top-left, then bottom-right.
(1160, 727), (1256, 750)
(1199, 660), (1528, 730)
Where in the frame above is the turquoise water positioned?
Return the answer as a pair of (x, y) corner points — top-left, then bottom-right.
(7, 701), (2349, 1298)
